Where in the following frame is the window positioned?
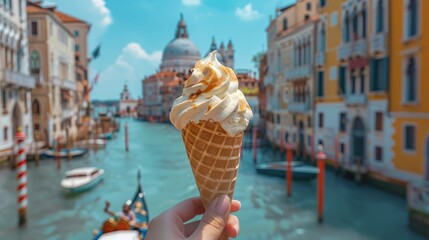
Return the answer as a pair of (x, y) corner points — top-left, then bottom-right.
(405, 57), (417, 102)
(293, 115), (296, 126)
(320, 0), (326, 7)
(2, 89), (7, 111)
(276, 114), (280, 124)
(285, 132), (289, 142)
(377, 0), (384, 33)
(338, 66), (346, 95)
(351, 71), (356, 94)
(375, 146), (383, 161)
(30, 51), (40, 74)
(307, 116), (311, 128)
(32, 100), (40, 115)
(317, 71), (324, 97)
(344, 11), (350, 42)
(362, 4), (367, 38)
(370, 57), (388, 92)
(307, 2), (311, 10)
(360, 68), (365, 94)
(31, 21), (38, 36)
(75, 44), (80, 51)
(74, 30), (79, 37)
(318, 113), (324, 128)
(375, 112), (383, 131)
(404, 125), (416, 151)
(304, 15), (310, 21)
(319, 23), (326, 52)
(340, 143), (345, 154)
(352, 9), (358, 40)
(283, 18), (288, 31)
(34, 124), (40, 131)
(339, 112), (347, 132)
(407, 0), (418, 37)
(3, 127), (8, 141)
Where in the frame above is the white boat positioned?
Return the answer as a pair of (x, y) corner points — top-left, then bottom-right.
(99, 230), (139, 240)
(61, 167), (104, 193)
(74, 139), (106, 148)
(256, 161), (319, 180)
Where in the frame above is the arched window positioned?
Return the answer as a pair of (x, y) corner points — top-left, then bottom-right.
(344, 11), (350, 42)
(408, 0), (418, 37)
(377, 0), (384, 33)
(32, 100), (40, 115)
(283, 18), (288, 31)
(30, 51), (40, 74)
(406, 57), (416, 102)
(362, 3), (367, 38)
(352, 8), (358, 40)
(320, 23), (326, 52)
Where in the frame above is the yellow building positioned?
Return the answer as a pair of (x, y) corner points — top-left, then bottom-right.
(390, 0), (429, 182)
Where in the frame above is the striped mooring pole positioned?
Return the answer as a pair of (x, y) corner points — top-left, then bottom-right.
(16, 128), (28, 226)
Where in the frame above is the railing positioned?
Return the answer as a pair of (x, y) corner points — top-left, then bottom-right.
(338, 42), (351, 60)
(285, 66), (311, 81)
(316, 52), (325, 66)
(288, 100), (310, 113)
(61, 108), (76, 120)
(345, 94), (367, 105)
(371, 33), (386, 54)
(338, 39), (368, 60)
(408, 180), (429, 214)
(2, 69), (35, 89)
(32, 74), (44, 86)
(51, 76), (77, 91)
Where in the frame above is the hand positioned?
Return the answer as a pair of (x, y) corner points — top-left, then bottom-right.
(146, 195), (240, 240)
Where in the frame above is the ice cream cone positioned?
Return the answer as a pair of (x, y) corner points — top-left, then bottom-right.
(182, 121), (243, 240)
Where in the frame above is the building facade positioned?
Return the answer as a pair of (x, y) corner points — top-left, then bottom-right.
(237, 71), (259, 127)
(0, 0), (35, 153)
(27, 2), (77, 146)
(390, 0), (428, 182)
(119, 84), (138, 117)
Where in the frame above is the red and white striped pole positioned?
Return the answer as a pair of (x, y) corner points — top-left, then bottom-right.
(252, 126), (258, 165)
(16, 128), (28, 226)
(286, 142), (293, 197)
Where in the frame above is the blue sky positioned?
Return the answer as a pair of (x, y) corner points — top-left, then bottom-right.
(47, 0), (293, 100)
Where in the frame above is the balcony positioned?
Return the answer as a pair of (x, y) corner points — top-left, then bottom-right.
(315, 52), (325, 66)
(62, 79), (76, 91)
(61, 107), (75, 121)
(1, 69), (35, 89)
(345, 94), (367, 106)
(285, 66), (311, 81)
(371, 33), (386, 54)
(32, 74), (45, 86)
(338, 39), (368, 60)
(352, 39), (368, 57)
(288, 100), (311, 113)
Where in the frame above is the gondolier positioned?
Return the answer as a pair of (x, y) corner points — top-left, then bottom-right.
(104, 201), (139, 224)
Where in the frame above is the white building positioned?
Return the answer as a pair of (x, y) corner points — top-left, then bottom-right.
(0, 0), (35, 153)
(119, 84), (138, 117)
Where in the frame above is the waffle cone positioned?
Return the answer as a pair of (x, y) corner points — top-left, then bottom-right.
(182, 121), (243, 240)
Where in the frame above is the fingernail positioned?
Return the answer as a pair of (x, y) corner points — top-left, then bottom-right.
(215, 195), (229, 215)
(233, 223), (239, 234)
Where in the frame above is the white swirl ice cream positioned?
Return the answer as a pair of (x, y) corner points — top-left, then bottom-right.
(169, 51), (253, 136)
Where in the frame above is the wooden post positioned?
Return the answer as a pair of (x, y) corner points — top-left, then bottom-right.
(316, 145), (326, 223)
(286, 143), (293, 197)
(125, 122), (129, 152)
(15, 128), (27, 226)
(252, 126), (258, 164)
(56, 137), (61, 169)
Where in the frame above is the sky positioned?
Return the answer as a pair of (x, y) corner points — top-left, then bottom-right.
(46, 0), (293, 100)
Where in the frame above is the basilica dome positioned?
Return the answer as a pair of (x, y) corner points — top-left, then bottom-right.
(160, 14), (200, 73)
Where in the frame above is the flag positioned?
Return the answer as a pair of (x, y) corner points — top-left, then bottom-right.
(88, 72), (100, 93)
(91, 45), (101, 60)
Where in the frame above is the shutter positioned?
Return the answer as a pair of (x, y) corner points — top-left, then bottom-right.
(369, 59), (376, 91)
(382, 57), (389, 91)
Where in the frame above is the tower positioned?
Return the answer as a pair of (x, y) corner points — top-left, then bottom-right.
(226, 40), (235, 70)
(121, 84), (131, 101)
(175, 13), (189, 39)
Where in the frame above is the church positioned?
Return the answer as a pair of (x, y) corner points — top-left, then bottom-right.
(139, 14), (235, 122)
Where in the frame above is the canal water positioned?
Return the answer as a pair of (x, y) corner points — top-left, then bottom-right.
(0, 120), (424, 240)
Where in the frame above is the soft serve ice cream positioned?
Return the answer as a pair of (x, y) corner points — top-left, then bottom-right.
(169, 51), (253, 136)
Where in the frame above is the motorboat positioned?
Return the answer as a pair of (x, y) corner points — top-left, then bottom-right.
(61, 167), (104, 193)
(256, 161), (319, 180)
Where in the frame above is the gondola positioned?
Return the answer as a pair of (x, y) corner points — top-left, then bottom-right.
(93, 170), (149, 240)
(40, 148), (88, 159)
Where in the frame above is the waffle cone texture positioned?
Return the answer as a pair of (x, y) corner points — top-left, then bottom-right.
(182, 121), (243, 239)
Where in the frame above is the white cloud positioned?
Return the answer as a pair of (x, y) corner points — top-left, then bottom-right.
(123, 42), (162, 64)
(91, 0), (112, 26)
(182, 0), (201, 6)
(90, 42), (162, 100)
(235, 3), (262, 21)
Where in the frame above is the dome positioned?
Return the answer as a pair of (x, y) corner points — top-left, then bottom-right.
(162, 38), (200, 61)
(160, 14), (201, 73)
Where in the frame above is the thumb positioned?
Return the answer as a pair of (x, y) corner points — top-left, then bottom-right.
(191, 195), (230, 240)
